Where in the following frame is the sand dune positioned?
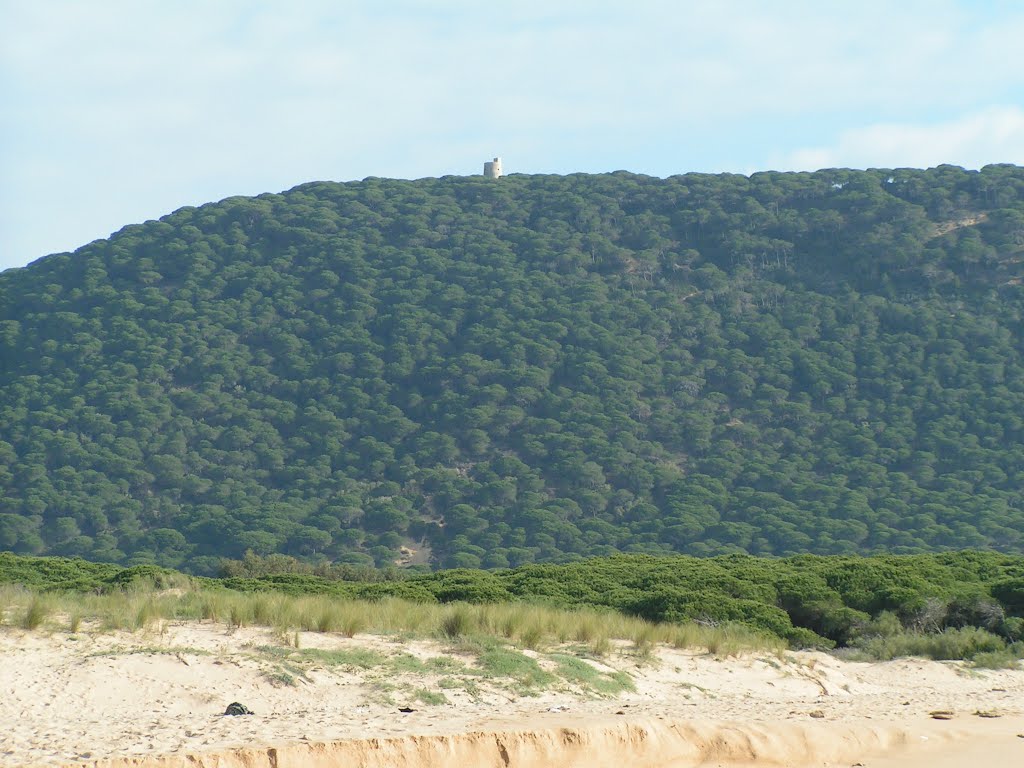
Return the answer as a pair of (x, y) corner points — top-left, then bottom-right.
(2, 621), (1022, 767)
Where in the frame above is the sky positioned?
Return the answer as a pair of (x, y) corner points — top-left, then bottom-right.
(4, 0), (1024, 272)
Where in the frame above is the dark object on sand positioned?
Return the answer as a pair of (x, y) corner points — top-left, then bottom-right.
(224, 702), (254, 716)
(398, 707), (415, 713)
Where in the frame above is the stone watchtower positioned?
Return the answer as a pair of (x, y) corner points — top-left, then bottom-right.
(483, 157), (503, 178)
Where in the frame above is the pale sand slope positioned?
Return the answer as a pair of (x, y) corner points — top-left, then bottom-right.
(2, 621), (1023, 768)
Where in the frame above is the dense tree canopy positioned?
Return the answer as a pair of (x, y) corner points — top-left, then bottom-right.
(2, 166), (1024, 572)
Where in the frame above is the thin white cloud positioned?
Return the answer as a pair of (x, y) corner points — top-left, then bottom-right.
(778, 107), (1024, 171)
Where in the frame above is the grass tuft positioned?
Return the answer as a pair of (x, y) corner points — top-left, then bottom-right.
(21, 595), (51, 630)
(438, 604), (474, 640)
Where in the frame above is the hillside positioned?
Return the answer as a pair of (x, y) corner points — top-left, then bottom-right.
(2, 166), (1024, 572)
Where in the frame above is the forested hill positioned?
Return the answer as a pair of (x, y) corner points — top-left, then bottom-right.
(3, 166), (1024, 574)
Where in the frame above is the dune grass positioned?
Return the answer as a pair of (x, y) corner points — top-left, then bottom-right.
(21, 594), (52, 630)
(5, 570), (1021, 671)
(0, 578), (788, 662)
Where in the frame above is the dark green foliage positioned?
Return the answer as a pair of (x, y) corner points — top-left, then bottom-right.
(431, 569), (513, 604)
(0, 552), (184, 593)
(0, 551), (123, 592)
(106, 564), (185, 590)
(356, 580), (437, 603)
(626, 587), (797, 640)
(1002, 617), (1024, 641)
(3, 167), (1024, 567)
(991, 578), (1024, 616)
(218, 574), (356, 598)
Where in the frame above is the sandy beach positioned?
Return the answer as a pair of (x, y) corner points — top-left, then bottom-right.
(2, 621), (1022, 767)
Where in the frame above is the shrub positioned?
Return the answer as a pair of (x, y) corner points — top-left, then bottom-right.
(432, 571), (512, 604)
(852, 610), (903, 640)
(854, 626), (1008, 661)
(899, 596), (948, 633)
(357, 581), (437, 603)
(1000, 616), (1024, 641)
(945, 592), (1005, 631)
(991, 578), (1024, 616)
(106, 565), (187, 592)
(970, 650), (1021, 670)
(783, 625), (835, 650)
(627, 587), (795, 639)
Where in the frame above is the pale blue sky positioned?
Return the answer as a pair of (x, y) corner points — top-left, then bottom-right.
(4, 0), (1024, 272)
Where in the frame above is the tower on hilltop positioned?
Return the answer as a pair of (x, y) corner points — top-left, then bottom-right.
(483, 157), (502, 178)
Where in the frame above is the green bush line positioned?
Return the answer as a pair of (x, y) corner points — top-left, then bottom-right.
(2, 551), (1023, 660)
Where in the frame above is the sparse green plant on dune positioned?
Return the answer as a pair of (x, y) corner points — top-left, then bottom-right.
(296, 647), (387, 669)
(264, 669), (297, 687)
(475, 648), (555, 691)
(549, 654), (635, 695)
(413, 688), (449, 706)
(87, 645), (210, 659)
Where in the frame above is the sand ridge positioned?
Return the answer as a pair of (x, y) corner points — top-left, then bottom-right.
(2, 621), (1023, 767)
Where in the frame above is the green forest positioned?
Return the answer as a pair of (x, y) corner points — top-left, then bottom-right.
(2, 166), (1024, 572)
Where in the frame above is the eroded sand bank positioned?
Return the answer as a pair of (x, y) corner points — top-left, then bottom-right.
(2, 622), (1022, 767)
